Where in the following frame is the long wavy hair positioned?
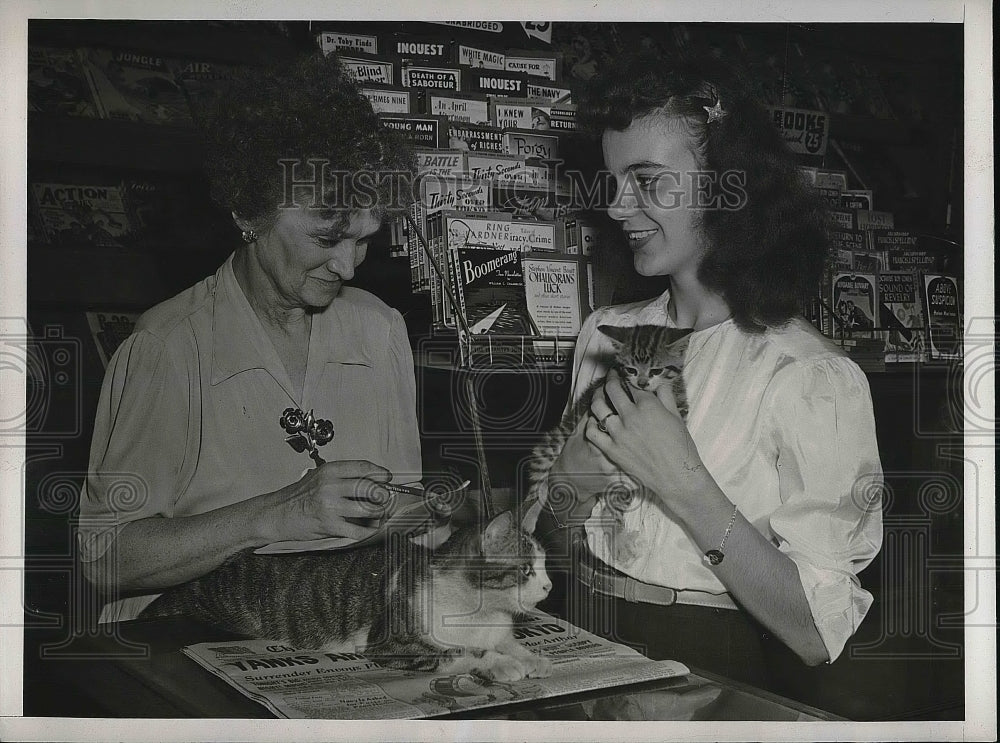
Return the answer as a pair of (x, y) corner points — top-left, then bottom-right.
(578, 53), (830, 331)
(199, 53), (415, 231)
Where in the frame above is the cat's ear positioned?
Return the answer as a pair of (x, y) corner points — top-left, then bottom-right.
(597, 324), (629, 347)
(483, 511), (515, 551)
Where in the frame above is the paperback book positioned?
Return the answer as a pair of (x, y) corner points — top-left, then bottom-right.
(377, 113), (448, 148)
(502, 130), (559, 162)
(522, 255), (583, 337)
(447, 122), (506, 153)
(831, 272), (878, 338)
(316, 30), (380, 56)
(456, 44), (506, 71)
(878, 271), (926, 362)
(360, 85), (414, 115)
(449, 243), (533, 335)
(401, 64), (462, 91)
(922, 274), (962, 359)
(340, 55), (395, 85)
(426, 92), (491, 125)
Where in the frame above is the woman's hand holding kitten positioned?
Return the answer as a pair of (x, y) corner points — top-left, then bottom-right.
(549, 415), (624, 513)
(587, 369), (719, 524)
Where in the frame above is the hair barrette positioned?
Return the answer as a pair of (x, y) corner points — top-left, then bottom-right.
(703, 99), (727, 123)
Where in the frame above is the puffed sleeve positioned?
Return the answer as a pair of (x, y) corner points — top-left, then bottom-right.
(381, 309), (422, 482)
(78, 330), (195, 563)
(766, 357), (884, 663)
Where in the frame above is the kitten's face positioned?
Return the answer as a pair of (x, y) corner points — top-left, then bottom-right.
(597, 325), (694, 392)
(478, 511), (552, 611)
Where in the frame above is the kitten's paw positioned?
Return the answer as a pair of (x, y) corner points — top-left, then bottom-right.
(480, 652), (530, 683)
(524, 653), (553, 678)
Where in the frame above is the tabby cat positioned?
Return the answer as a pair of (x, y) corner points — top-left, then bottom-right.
(138, 511), (553, 682)
(523, 324), (694, 557)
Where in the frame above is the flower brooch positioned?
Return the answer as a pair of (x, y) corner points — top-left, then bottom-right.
(280, 407), (334, 465)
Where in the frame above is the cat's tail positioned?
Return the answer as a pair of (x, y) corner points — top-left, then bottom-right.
(521, 425), (570, 534)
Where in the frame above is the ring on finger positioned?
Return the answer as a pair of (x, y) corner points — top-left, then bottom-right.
(596, 412), (616, 434)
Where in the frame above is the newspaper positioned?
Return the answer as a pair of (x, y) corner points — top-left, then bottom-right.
(181, 613), (689, 719)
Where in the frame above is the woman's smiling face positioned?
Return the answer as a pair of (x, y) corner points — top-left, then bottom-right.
(254, 207), (381, 310)
(602, 114), (707, 280)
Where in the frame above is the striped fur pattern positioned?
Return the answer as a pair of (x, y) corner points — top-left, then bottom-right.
(523, 325), (694, 546)
(139, 511), (553, 681)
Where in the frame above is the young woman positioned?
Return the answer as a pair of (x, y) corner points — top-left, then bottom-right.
(532, 55), (883, 686)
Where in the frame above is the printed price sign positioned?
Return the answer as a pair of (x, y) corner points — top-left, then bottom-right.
(768, 106), (829, 155)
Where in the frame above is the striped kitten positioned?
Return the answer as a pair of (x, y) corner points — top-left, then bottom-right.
(523, 324), (693, 557)
(139, 511), (553, 682)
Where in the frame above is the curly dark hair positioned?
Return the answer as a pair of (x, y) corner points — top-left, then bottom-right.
(199, 53), (415, 229)
(578, 53), (830, 332)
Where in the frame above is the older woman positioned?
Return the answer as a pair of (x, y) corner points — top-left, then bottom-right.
(532, 54), (883, 686)
(79, 55), (420, 622)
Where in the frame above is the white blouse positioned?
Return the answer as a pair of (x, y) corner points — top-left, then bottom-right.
(569, 289), (884, 662)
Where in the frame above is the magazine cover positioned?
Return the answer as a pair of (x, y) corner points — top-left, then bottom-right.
(28, 46), (100, 117)
(922, 274), (962, 359)
(79, 47), (193, 125)
(522, 255), (583, 336)
(832, 272), (878, 337)
(170, 58), (242, 121)
(31, 181), (133, 248)
(878, 271), (926, 362)
(85, 311), (140, 368)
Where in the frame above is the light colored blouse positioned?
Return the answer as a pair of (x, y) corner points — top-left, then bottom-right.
(570, 289), (883, 662)
(79, 253), (422, 620)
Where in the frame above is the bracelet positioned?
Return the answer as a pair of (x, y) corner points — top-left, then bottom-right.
(704, 505), (739, 566)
